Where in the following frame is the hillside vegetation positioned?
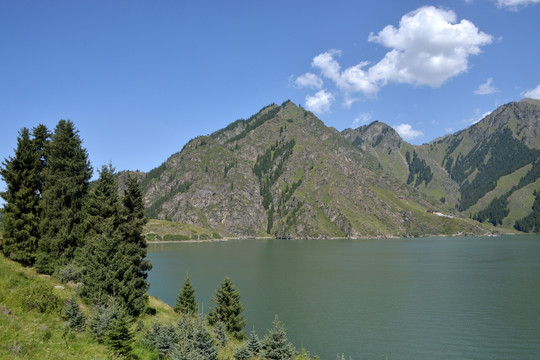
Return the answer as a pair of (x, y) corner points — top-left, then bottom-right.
(0, 253), (321, 360)
(137, 100), (500, 239)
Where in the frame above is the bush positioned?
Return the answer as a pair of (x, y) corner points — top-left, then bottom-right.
(145, 233), (163, 241)
(21, 282), (60, 313)
(57, 261), (82, 283)
(163, 234), (190, 241)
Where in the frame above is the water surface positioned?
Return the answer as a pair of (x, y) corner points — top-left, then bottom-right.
(147, 235), (540, 359)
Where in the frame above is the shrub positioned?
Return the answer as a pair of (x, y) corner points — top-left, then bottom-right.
(21, 282), (60, 313)
(164, 234), (190, 241)
(58, 261), (82, 283)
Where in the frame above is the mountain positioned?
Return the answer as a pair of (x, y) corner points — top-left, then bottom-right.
(341, 121), (460, 208)
(134, 101), (487, 239)
(421, 99), (540, 228)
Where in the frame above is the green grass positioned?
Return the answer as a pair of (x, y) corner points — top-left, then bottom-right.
(504, 179), (540, 228)
(144, 219), (222, 242)
(0, 254), (322, 360)
(0, 255), (114, 360)
(467, 164), (532, 217)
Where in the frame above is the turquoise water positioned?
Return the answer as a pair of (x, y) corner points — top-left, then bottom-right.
(147, 235), (540, 359)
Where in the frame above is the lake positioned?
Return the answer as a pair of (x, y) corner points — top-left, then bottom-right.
(147, 235), (540, 359)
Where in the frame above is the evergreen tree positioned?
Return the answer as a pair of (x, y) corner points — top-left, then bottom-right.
(64, 297), (86, 332)
(146, 322), (179, 358)
(213, 321), (228, 347)
(88, 298), (121, 343)
(32, 124), (50, 196)
(0, 127), (48, 265)
(174, 274), (197, 315)
(191, 320), (218, 360)
(234, 346), (252, 360)
(82, 163), (121, 238)
(106, 310), (134, 357)
(78, 170), (151, 316)
(261, 315), (295, 360)
(207, 277), (246, 340)
(247, 329), (262, 355)
(116, 174), (152, 315)
(36, 120), (92, 274)
(78, 164), (123, 306)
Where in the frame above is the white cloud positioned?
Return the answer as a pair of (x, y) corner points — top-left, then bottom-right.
(497, 0), (540, 10)
(312, 50), (379, 101)
(368, 6), (493, 87)
(394, 124), (424, 140)
(521, 84), (540, 99)
(472, 110), (492, 124)
(295, 73), (323, 89)
(302, 6), (492, 112)
(444, 127), (454, 133)
(352, 112), (373, 127)
(305, 89), (334, 114)
(474, 78), (499, 95)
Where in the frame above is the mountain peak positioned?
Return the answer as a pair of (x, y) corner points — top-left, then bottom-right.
(520, 98), (540, 106)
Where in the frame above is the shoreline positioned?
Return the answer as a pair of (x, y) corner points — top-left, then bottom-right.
(146, 231), (514, 244)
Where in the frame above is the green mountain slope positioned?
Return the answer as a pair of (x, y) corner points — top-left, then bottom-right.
(138, 101), (488, 238)
(342, 121), (460, 208)
(421, 99), (540, 228)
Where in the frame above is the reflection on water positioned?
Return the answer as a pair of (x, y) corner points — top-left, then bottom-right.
(147, 236), (540, 359)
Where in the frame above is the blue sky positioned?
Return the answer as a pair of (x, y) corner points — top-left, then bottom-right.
(1, 0), (540, 195)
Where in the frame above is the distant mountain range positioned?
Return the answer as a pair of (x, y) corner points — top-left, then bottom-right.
(123, 98), (540, 238)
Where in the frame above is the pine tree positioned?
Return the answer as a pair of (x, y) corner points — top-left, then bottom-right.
(32, 124), (50, 196)
(247, 329), (262, 355)
(191, 320), (218, 360)
(261, 315), (295, 360)
(146, 322), (179, 357)
(36, 120), (92, 274)
(207, 277), (246, 340)
(234, 346), (252, 360)
(78, 170), (151, 316)
(82, 163), (121, 238)
(213, 321), (228, 347)
(64, 297), (86, 332)
(78, 164), (122, 306)
(0, 127), (48, 265)
(174, 274), (197, 315)
(116, 174), (152, 316)
(106, 310), (133, 357)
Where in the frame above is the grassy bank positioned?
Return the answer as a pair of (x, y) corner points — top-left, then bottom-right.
(0, 254), (319, 360)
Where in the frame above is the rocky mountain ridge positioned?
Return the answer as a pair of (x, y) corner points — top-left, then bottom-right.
(121, 100), (512, 239)
(121, 98), (540, 238)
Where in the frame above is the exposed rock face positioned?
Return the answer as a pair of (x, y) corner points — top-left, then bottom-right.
(135, 100), (495, 238)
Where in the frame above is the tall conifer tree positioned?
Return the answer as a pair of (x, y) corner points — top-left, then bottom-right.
(36, 120), (92, 274)
(207, 277), (246, 340)
(116, 175), (152, 315)
(174, 274), (197, 315)
(78, 164), (122, 305)
(0, 127), (48, 265)
(79, 172), (151, 315)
